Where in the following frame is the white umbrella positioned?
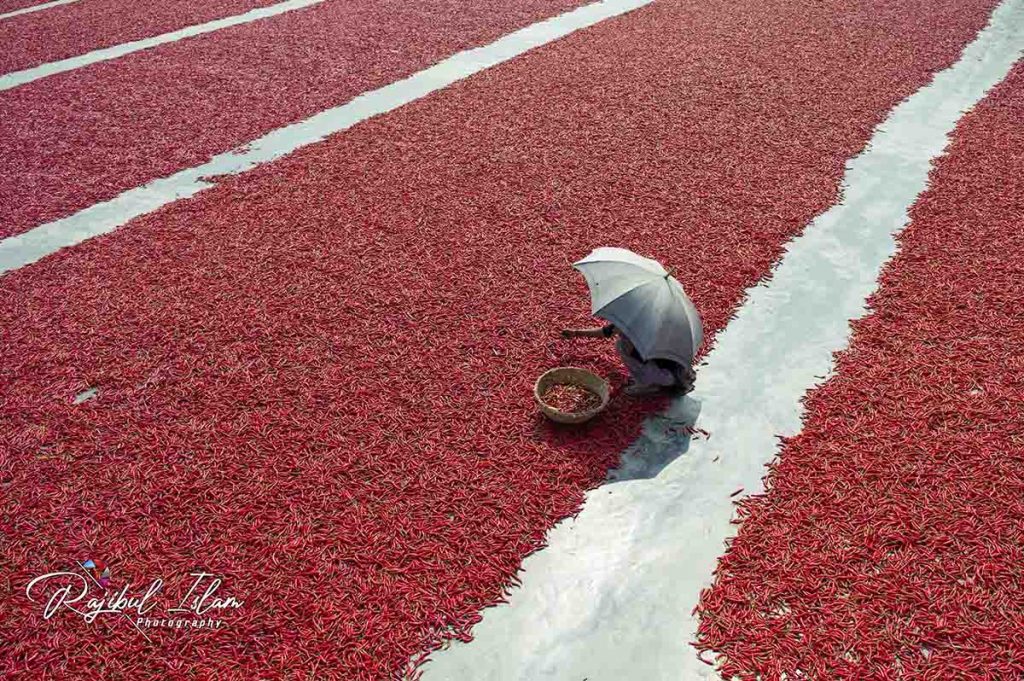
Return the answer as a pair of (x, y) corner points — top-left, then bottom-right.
(572, 247), (703, 367)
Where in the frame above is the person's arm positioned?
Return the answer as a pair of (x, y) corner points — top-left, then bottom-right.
(562, 324), (616, 339)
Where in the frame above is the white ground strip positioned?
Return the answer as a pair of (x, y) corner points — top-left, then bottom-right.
(0, 0), (653, 275)
(0, 0), (78, 21)
(421, 1), (1024, 679)
(0, 0), (327, 91)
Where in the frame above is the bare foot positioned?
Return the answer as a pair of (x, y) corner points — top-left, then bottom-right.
(624, 383), (662, 397)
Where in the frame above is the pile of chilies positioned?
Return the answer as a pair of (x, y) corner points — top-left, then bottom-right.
(542, 383), (601, 413)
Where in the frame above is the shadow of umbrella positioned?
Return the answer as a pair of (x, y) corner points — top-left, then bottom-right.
(604, 395), (702, 483)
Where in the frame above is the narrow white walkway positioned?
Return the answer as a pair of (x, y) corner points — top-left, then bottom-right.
(0, 0), (78, 22)
(420, 1), (1024, 678)
(0, 0), (654, 275)
(0, 0), (327, 91)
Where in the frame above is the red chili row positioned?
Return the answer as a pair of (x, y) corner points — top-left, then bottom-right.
(694, 60), (1024, 679)
(0, 0), (283, 73)
(0, 0), (587, 240)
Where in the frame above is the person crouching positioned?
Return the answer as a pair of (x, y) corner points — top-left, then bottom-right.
(561, 323), (695, 397)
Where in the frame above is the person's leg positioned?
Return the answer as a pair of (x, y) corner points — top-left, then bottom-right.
(632, 362), (677, 387)
(616, 337), (675, 395)
(616, 336), (647, 383)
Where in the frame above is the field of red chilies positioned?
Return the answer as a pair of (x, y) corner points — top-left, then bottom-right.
(0, 0), (1014, 678)
(0, 0), (284, 73)
(0, 0), (586, 240)
(695, 61), (1024, 679)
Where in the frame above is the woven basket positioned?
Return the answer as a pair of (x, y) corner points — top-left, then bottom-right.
(534, 367), (610, 424)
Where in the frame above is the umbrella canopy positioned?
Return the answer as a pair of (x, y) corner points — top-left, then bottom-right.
(572, 247), (703, 367)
